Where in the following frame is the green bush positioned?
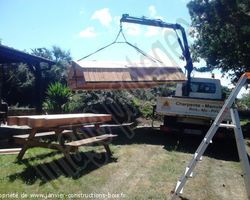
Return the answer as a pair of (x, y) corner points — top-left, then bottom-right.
(42, 82), (72, 114)
(67, 90), (140, 123)
(66, 85), (175, 122)
(238, 91), (250, 110)
(67, 85), (174, 123)
(140, 101), (155, 119)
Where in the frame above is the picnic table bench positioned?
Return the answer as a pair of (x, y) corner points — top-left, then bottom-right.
(7, 113), (117, 161)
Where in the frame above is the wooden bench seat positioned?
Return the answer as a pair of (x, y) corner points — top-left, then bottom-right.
(0, 148), (21, 155)
(65, 134), (117, 147)
(65, 134), (117, 157)
(13, 130), (73, 139)
(0, 125), (32, 139)
(58, 122), (103, 129)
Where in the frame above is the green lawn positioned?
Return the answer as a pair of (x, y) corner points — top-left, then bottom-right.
(0, 127), (249, 200)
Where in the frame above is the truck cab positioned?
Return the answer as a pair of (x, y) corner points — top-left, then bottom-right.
(175, 77), (222, 100)
(156, 77), (230, 135)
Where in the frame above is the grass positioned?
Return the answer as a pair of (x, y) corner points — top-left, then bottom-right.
(0, 126), (249, 200)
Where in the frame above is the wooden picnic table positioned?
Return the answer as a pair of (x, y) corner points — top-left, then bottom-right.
(7, 113), (117, 161)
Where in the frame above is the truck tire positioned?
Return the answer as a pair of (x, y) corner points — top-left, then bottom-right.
(163, 116), (177, 127)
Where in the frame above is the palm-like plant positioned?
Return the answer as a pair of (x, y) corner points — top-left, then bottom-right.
(42, 82), (72, 114)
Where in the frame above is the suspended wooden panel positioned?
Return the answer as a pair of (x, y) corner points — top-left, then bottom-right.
(68, 61), (186, 90)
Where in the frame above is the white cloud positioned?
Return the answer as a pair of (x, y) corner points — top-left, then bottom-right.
(123, 23), (141, 36)
(148, 5), (164, 23)
(148, 5), (157, 17)
(91, 8), (112, 27)
(79, 27), (97, 38)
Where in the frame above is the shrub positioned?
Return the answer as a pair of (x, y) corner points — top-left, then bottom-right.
(42, 82), (72, 114)
(68, 90), (140, 123)
(238, 91), (250, 110)
(66, 85), (175, 122)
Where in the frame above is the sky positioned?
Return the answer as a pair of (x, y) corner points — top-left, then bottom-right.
(0, 0), (248, 96)
(0, 0), (191, 63)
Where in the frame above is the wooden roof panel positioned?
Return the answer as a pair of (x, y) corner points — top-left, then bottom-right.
(68, 60), (186, 90)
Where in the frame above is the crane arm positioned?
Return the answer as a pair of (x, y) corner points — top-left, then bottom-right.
(120, 14), (193, 96)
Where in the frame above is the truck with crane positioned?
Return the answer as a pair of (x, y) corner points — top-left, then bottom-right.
(120, 14), (230, 134)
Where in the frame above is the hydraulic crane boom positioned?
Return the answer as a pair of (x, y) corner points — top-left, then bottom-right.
(120, 14), (193, 96)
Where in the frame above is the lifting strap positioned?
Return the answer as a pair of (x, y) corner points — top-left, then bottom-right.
(77, 24), (163, 64)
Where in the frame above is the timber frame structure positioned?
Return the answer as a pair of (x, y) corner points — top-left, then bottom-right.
(0, 44), (55, 111)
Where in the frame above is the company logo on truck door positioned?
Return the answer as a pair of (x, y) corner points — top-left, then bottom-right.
(175, 101), (223, 114)
(204, 104), (221, 109)
(163, 100), (170, 107)
(176, 101), (200, 107)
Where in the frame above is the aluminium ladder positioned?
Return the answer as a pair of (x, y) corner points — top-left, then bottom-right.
(172, 72), (250, 200)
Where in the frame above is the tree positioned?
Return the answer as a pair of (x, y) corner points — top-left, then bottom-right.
(187, 0), (250, 81)
(238, 90), (250, 109)
(30, 47), (53, 60)
(31, 46), (72, 84)
(30, 46), (72, 110)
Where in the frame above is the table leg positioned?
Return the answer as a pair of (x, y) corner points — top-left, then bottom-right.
(17, 129), (37, 161)
(103, 144), (112, 157)
(55, 129), (65, 146)
(72, 127), (79, 140)
(95, 123), (105, 137)
(95, 124), (100, 130)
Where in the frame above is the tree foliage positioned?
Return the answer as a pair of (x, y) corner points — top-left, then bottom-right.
(187, 0), (250, 80)
(1, 63), (35, 106)
(67, 86), (175, 122)
(238, 90), (250, 109)
(68, 91), (140, 123)
(31, 45), (72, 84)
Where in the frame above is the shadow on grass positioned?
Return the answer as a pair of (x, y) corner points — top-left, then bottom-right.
(179, 196), (190, 200)
(9, 151), (117, 185)
(108, 126), (246, 162)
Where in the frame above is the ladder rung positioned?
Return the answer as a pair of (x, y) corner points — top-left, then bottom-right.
(219, 123), (236, 128)
(185, 167), (193, 178)
(204, 137), (213, 144)
(194, 153), (203, 161)
(175, 181), (183, 194)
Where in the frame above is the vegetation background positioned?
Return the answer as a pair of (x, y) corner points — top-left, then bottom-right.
(0, 0), (249, 120)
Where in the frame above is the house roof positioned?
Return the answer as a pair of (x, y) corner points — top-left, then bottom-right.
(0, 44), (55, 65)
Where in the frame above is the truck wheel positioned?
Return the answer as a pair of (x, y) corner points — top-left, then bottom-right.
(161, 116), (180, 133)
(163, 116), (177, 127)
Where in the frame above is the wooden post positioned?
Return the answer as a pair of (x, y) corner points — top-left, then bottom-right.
(17, 129), (37, 160)
(34, 63), (42, 112)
